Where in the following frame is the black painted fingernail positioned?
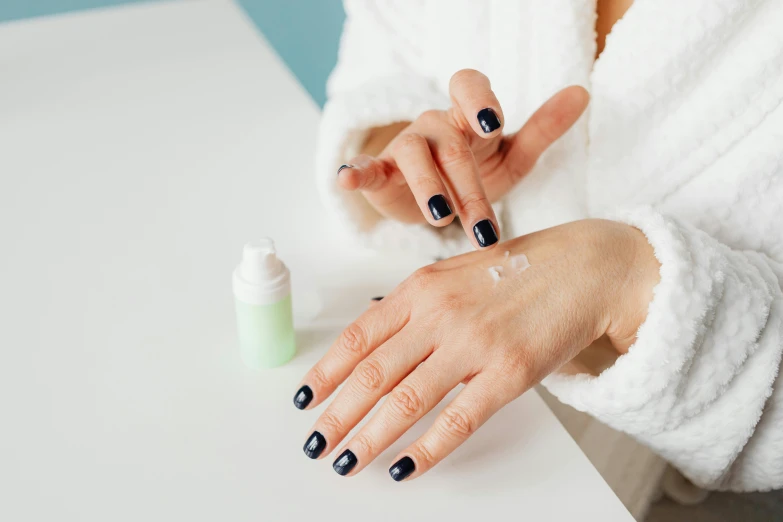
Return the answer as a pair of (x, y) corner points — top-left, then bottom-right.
(333, 449), (358, 476)
(389, 456), (415, 482)
(303, 431), (327, 459)
(293, 385), (313, 410)
(477, 108), (501, 133)
(427, 194), (453, 221)
(473, 219), (498, 247)
(337, 164), (353, 175)
(371, 296), (384, 301)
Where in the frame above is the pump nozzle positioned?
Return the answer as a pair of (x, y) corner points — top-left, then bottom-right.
(240, 238), (283, 283)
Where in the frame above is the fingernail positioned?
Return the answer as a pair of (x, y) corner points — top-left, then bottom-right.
(371, 296), (384, 301)
(477, 108), (501, 133)
(303, 431), (327, 459)
(427, 194), (453, 221)
(389, 456), (415, 482)
(473, 219), (498, 247)
(293, 385), (313, 410)
(333, 449), (358, 476)
(337, 164), (353, 175)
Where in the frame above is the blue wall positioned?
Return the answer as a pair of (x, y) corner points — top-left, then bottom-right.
(238, 0), (343, 106)
(0, 0), (344, 107)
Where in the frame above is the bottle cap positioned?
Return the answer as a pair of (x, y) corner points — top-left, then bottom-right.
(233, 238), (290, 305)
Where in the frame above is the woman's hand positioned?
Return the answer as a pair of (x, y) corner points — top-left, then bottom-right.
(293, 219), (660, 480)
(337, 69), (590, 249)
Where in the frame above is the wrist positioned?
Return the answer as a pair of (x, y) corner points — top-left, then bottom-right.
(605, 223), (661, 354)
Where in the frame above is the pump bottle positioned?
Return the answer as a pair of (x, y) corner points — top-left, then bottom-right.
(232, 238), (296, 368)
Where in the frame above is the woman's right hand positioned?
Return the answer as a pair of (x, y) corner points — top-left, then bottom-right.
(337, 69), (590, 249)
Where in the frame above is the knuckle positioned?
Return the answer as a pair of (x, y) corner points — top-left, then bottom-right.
(310, 365), (333, 391)
(388, 384), (426, 419)
(339, 322), (369, 358)
(408, 174), (442, 195)
(351, 434), (377, 456)
(406, 266), (436, 293)
(393, 132), (427, 155)
(438, 139), (473, 168)
(408, 265), (435, 287)
(413, 443), (436, 469)
(418, 109), (442, 125)
(353, 359), (385, 393)
(319, 410), (345, 435)
(441, 407), (478, 438)
(459, 190), (490, 214)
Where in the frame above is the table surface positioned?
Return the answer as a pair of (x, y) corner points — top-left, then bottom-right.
(0, 1), (633, 520)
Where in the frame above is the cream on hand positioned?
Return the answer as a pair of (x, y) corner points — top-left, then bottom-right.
(232, 238), (296, 369)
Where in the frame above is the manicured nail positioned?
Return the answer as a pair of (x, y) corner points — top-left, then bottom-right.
(293, 385), (313, 410)
(477, 108), (501, 133)
(389, 456), (415, 482)
(333, 449), (358, 476)
(427, 194), (453, 221)
(303, 431), (327, 459)
(337, 164), (353, 175)
(473, 219), (498, 247)
(371, 296), (384, 301)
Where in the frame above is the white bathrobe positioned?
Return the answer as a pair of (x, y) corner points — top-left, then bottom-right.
(316, 0), (783, 492)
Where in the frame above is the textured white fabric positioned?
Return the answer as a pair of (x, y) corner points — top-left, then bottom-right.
(316, 0), (783, 491)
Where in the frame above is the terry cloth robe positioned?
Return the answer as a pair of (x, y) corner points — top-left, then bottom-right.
(315, 0), (783, 494)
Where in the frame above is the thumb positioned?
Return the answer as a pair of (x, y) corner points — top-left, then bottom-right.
(485, 86), (589, 197)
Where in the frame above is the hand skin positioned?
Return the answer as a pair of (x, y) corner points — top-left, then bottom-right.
(337, 69), (590, 250)
(295, 219), (660, 481)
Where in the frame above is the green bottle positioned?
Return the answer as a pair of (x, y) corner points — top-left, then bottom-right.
(232, 238), (296, 369)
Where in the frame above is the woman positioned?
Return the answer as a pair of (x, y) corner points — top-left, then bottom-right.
(295, 0), (783, 495)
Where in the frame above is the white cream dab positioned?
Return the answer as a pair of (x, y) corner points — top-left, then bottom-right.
(487, 252), (530, 283)
(510, 253), (530, 272)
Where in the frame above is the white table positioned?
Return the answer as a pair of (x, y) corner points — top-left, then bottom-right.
(0, 1), (633, 520)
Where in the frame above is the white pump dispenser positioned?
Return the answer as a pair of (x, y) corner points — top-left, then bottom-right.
(232, 238), (296, 368)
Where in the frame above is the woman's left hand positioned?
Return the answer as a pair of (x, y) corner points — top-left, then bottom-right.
(294, 219), (660, 480)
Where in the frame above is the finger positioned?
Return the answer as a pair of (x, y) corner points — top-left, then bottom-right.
(431, 132), (499, 249)
(293, 293), (409, 411)
(448, 69), (504, 138)
(306, 326), (433, 461)
(388, 372), (511, 481)
(331, 346), (468, 476)
(392, 133), (456, 226)
(499, 86), (589, 189)
(336, 154), (396, 192)
(337, 155), (423, 224)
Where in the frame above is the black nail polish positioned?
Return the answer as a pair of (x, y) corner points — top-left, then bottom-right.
(333, 449), (358, 476)
(477, 108), (501, 133)
(303, 431), (327, 459)
(337, 164), (353, 175)
(473, 219), (498, 247)
(427, 194), (453, 221)
(371, 296), (384, 301)
(389, 456), (415, 482)
(293, 385), (313, 410)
